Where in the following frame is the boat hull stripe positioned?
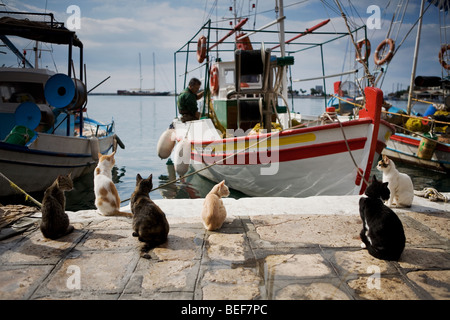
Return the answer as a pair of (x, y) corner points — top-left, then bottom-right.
(192, 137), (367, 165)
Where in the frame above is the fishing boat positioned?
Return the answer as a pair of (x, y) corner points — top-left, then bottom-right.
(0, 12), (121, 196)
(368, 0), (450, 173)
(157, 1), (395, 197)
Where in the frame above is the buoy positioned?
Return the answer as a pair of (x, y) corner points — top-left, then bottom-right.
(156, 128), (176, 159)
(173, 139), (191, 177)
(166, 158), (176, 181)
(417, 133), (437, 160)
(114, 134), (126, 149)
(423, 104), (437, 117)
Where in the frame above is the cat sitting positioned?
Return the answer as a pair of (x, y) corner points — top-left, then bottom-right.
(377, 155), (414, 207)
(131, 174), (169, 251)
(94, 151), (132, 217)
(201, 180), (230, 231)
(40, 173), (74, 240)
(359, 175), (406, 261)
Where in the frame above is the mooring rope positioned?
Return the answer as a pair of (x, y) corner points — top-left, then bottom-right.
(0, 171), (42, 208)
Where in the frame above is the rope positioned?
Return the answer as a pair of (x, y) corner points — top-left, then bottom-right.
(323, 112), (371, 188)
(382, 110), (450, 127)
(0, 171), (42, 208)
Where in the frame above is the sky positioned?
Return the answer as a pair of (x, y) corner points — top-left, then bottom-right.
(0, 0), (447, 95)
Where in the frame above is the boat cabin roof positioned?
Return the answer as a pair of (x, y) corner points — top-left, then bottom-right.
(0, 15), (83, 48)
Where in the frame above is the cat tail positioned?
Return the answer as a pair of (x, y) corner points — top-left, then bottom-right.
(111, 210), (133, 218)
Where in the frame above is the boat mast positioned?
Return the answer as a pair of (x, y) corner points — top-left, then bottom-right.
(406, 0), (425, 115)
(139, 52), (143, 92)
(277, 0), (288, 105)
(34, 40), (39, 69)
(153, 52), (156, 92)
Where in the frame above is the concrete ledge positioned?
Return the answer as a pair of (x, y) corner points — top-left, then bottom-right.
(0, 195), (449, 300)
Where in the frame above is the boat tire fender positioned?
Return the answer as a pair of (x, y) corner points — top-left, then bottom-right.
(173, 139), (190, 177)
(114, 134), (125, 149)
(157, 128), (176, 159)
(374, 38), (395, 66)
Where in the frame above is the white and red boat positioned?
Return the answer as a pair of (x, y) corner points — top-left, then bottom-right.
(158, 2), (395, 197)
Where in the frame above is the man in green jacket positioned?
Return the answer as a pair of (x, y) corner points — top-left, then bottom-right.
(177, 78), (204, 122)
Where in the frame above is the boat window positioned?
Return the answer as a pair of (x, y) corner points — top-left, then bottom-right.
(241, 74), (260, 84)
(224, 69), (234, 85)
(0, 81), (46, 104)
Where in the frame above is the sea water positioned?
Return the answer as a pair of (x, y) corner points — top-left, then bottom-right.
(0, 94), (434, 211)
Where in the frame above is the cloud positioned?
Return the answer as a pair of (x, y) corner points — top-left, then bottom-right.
(1, 0), (443, 94)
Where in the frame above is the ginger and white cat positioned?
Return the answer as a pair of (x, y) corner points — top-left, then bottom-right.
(201, 180), (230, 231)
(377, 155), (414, 207)
(94, 151), (132, 217)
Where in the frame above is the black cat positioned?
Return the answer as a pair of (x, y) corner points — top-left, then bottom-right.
(359, 175), (406, 261)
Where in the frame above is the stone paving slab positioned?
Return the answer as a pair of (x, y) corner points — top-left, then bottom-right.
(0, 195), (449, 300)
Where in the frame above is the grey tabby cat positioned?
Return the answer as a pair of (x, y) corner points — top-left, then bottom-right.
(40, 173), (74, 240)
(131, 174), (169, 254)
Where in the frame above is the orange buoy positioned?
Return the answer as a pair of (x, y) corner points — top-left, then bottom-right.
(439, 44), (450, 70)
(356, 39), (371, 63)
(210, 65), (219, 95)
(197, 36), (207, 63)
(374, 38), (395, 65)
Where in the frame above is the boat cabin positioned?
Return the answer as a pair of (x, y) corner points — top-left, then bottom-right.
(209, 49), (289, 133)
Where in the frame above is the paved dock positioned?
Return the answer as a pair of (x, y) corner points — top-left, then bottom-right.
(0, 195), (448, 300)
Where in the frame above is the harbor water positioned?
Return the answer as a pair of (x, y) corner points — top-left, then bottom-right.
(3, 95), (449, 211)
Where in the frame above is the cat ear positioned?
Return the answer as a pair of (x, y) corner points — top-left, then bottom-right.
(148, 174), (153, 181)
(219, 180), (225, 186)
(111, 151), (116, 157)
(372, 175), (378, 182)
(383, 182), (389, 188)
(136, 174), (143, 183)
(98, 152), (102, 159)
(68, 172), (72, 178)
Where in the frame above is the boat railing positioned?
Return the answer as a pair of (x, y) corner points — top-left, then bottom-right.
(173, 20), (368, 119)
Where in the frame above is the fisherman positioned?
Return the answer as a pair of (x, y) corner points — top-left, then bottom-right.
(177, 78), (204, 122)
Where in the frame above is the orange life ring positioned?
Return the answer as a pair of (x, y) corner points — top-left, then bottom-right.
(374, 38), (395, 65)
(210, 65), (219, 95)
(197, 36), (207, 63)
(439, 44), (450, 70)
(356, 39), (371, 63)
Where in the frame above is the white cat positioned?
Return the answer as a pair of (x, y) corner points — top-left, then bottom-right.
(201, 180), (230, 231)
(94, 151), (132, 217)
(376, 155), (414, 207)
